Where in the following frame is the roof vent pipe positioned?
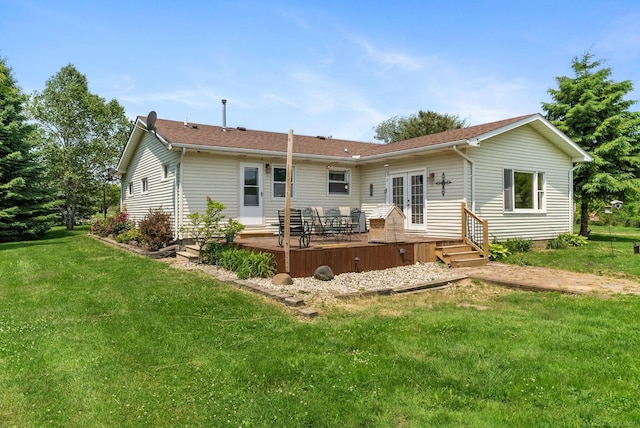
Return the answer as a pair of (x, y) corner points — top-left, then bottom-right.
(221, 99), (227, 132)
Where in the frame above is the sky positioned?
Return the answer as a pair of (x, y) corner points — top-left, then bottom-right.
(2, 0), (640, 142)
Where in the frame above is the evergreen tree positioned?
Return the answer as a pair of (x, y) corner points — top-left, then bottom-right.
(0, 58), (56, 242)
(542, 52), (640, 236)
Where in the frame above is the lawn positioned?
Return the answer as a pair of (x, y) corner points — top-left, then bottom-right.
(1, 227), (639, 427)
(503, 224), (640, 279)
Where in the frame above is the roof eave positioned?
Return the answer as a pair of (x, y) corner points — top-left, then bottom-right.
(169, 142), (364, 163)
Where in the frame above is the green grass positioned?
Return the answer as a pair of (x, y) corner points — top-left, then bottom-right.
(503, 225), (640, 279)
(1, 227), (640, 426)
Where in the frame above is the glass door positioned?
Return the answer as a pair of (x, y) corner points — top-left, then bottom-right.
(389, 171), (425, 230)
(239, 163), (263, 225)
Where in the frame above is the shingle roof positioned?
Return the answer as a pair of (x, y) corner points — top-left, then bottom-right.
(145, 114), (538, 160)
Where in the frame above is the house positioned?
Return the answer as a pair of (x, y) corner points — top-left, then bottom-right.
(115, 113), (592, 243)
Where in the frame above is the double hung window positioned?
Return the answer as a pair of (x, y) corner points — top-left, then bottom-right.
(328, 169), (350, 195)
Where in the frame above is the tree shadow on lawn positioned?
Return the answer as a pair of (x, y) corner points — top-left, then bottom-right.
(0, 227), (80, 251)
(588, 233), (639, 244)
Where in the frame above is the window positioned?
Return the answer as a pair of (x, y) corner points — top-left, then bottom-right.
(128, 181), (133, 196)
(141, 178), (148, 194)
(328, 168), (350, 195)
(161, 164), (169, 180)
(504, 169), (545, 211)
(272, 166), (295, 199)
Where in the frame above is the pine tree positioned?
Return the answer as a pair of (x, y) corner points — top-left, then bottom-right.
(0, 58), (56, 242)
(542, 52), (640, 236)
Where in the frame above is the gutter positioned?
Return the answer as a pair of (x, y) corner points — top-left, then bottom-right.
(452, 145), (476, 211)
(169, 139), (474, 165)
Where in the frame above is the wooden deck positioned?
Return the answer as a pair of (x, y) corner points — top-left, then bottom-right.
(234, 232), (461, 278)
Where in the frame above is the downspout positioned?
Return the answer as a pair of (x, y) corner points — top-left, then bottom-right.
(569, 164), (579, 233)
(178, 147), (186, 239)
(452, 146), (475, 212)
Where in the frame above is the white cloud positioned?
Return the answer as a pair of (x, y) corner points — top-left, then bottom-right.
(353, 36), (424, 72)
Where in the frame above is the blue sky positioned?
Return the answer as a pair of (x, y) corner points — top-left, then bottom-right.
(2, 0), (639, 142)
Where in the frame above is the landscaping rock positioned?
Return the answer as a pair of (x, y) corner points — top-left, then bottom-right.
(313, 265), (334, 281)
(272, 273), (293, 285)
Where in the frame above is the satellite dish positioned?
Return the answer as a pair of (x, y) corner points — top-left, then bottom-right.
(147, 111), (157, 132)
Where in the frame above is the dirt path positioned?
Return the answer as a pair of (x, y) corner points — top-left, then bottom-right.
(457, 263), (640, 297)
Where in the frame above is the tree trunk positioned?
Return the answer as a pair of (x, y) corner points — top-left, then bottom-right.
(579, 199), (589, 236)
(66, 205), (75, 230)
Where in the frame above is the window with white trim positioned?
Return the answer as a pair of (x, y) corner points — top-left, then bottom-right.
(504, 169), (545, 211)
(328, 168), (350, 195)
(161, 164), (169, 180)
(128, 181), (133, 196)
(272, 166), (295, 199)
(141, 178), (148, 194)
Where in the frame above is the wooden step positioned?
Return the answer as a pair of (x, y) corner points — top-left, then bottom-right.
(184, 244), (200, 257)
(451, 257), (488, 268)
(176, 251), (199, 263)
(438, 244), (474, 254)
(238, 229), (275, 238)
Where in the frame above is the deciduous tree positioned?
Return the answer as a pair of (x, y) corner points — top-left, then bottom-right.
(542, 52), (640, 236)
(30, 64), (130, 229)
(374, 110), (468, 143)
(0, 58), (56, 242)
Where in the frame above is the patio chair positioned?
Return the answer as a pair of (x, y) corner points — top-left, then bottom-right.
(277, 209), (311, 248)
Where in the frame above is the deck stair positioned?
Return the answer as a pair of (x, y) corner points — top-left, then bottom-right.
(176, 244), (200, 263)
(238, 229), (274, 238)
(436, 242), (488, 268)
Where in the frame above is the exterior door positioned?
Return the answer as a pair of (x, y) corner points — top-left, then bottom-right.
(239, 163), (263, 225)
(389, 171), (425, 230)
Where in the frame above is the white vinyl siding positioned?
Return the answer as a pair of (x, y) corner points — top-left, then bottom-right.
(120, 132), (180, 230)
(468, 126), (573, 240)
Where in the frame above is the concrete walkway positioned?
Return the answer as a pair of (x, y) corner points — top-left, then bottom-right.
(456, 263), (640, 297)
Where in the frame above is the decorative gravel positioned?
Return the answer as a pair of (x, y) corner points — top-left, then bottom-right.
(177, 262), (461, 302)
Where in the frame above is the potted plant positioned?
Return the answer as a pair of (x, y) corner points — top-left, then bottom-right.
(222, 218), (245, 243)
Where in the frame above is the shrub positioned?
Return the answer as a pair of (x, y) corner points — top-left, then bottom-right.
(139, 208), (173, 251)
(216, 246), (276, 279)
(547, 233), (587, 249)
(181, 197), (226, 262)
(202, 241), (224, 264)
(90, 212), (132, 238)
(90, 218), (108, 237)
(488, 243), (511, 261)
(503, 237), (532, 253)
(116, 228), (142, 244)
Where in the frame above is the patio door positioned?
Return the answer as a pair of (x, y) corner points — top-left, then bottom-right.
(389, 170), (425, 230)
(239, 163), (263, 225)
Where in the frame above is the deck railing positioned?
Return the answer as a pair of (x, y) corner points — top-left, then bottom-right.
(461, 202), (489, 260)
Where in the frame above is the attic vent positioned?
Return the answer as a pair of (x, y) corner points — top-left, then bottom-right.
(316, 135), (326, 140)
(192, 125), (198, 129)
(237, 126), (247, 131)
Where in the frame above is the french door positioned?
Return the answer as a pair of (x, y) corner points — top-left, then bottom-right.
(389, 170), (426, 230)
(239, 163), (263, 225)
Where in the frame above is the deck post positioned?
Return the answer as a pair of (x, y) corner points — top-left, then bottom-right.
(284, 130), (294, 273)
(461, 201), (467, 242)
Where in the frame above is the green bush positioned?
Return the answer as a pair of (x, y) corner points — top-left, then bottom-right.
(202, 241), (224, 264)
(216, 246), (276, 279)
(547, 233), (587, 249)
(90, 212), (132, 238)
(488, 243), (511, 261)
(115, 228), (142, 244)
(503, 237), (532, 253)
(138, 208), (173, 251)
